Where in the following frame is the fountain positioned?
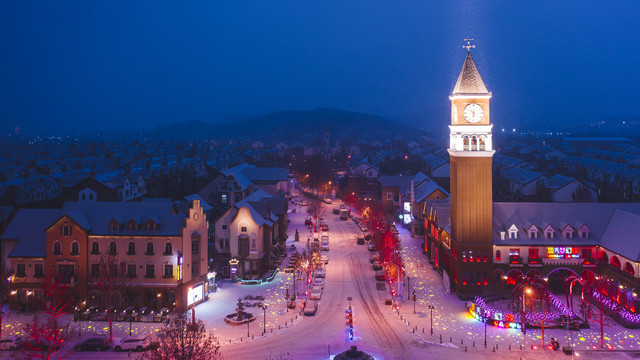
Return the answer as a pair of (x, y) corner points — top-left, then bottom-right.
(224, 297), (256, 325)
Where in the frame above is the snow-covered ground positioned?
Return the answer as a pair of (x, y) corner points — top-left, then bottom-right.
(3, 188), (640, 359)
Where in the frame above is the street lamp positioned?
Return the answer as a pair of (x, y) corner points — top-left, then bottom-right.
(407, 276), (411, 301)
(285, 289), (290, 312)
(484, 316), (487, 348)
(412, 291), (416, 314)
(522, 287), (531, 350)
(262, 305), (268, 334)
(428, 305), (434, 335)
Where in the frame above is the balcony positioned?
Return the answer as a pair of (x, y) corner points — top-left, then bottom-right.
(509, 256), (523, 267)
(527, 258), (542, 267)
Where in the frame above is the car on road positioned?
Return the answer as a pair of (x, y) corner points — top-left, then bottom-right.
(310, 289), (322, 300)
(303, 300), (319, 316)
(304, 218), (313, 226)
(356, 237), (365, 245)
(370, 254), (380, 263)
(332, 208), (340, 214)
(368, 243), (376, 251)
(113, 335), (150, 352)
(313, 277), (324, 287)
(372, 261), (382, 270)
(323, 198), (333, 204)
(315, 268), (325, 278)
(0, 336), (22, 350)
(375, 270), (386, 281)
(321, 223), (329, 231)
(320, 255), (328, 264)
(75, 337), (111, 352)
(321, 242), (329, 251)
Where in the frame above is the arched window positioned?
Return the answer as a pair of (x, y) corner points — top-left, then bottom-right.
(624, 262), (634, 275)
(463, 136), (469, 151)
(109, 241), (117, 255)
(471, 136), (478, 151)
(146, 242), (154, 255)
(496, 250), (501, 262)
(61, 224), (72, 237)
(164, 242), (173, 255)
(600, 250), (609, 262)
(71, 241), (79, 256)
(127, 242), (136, 255)
(479, 137), (486, 151)
(611, 256), (621, 269)
(53, 241), (61, 256)
(91, 241), (99, 255)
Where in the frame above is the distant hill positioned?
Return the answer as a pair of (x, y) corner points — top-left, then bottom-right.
(156, 108), (418, 140)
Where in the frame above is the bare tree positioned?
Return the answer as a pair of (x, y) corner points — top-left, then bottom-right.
(0, 266), (13, 337)
(16, 277), (72, 360)
(137, 313), (221, 360)
(93, 254), (131, 342)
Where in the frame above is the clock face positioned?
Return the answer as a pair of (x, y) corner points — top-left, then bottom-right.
(463, 103), (484, 123)
(451, 105), (458, 123)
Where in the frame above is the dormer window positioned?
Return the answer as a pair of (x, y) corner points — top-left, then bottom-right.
(110, 220), (120, 231)
(527, 225), (539, 239)
(508, 224), (518, 239)
(562, 226), (575, 239)
(577, 224), (590, 239)
(544, 226), (555, 239)
(128, 221), (138, 231)
(146, 220), (156, 231)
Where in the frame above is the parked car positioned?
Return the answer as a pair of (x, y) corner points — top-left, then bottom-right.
(332, 208), (340, 215)
(372, 261), (382, 270)
(315, 268), (326, 278)
(368, 243), (376, 251)
(304, 218), (313, 226)
(313, 277), (324, 287)
(310, 289), (322, 301)
(321, 224), (329, 231)
(321, 242), (329, 251)
(0, 336), (22, 350)
(320, 255), (329, 264)
(75, 337), (111, 352)
(323, 198), (333, 204)
(375, 270), (386, 281)
(370, 254), (380, 263)
(303, 300), (319, 316)
(113, 335), (150, 352)
(357, 237), (365, 245)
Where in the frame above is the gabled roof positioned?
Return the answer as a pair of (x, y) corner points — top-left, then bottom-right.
(600, 209), (640, 261)
(451, 51), (489, 95)
(1, 209), (59, 258)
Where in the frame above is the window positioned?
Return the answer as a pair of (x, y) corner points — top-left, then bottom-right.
(544, 227), (554, 239)
(109, 263), (118, 277)
(146, 242), (154, 255)
(562, 227), (574, 239)
(582, 249), (592, 259)
(192, 240), (199, 254)
(34, 264), (44, 278)
(221, 225), (228, 230)
(71, 242), (79, 256)
(16, 263), (26, 277)
(128, 221), (137, 231)
(250, 238), (257, 254)
(145, 264), (155, 278)
(146, 221), (156, 231)
(496, 250), (501, 262)
(163, 264), (173, 278)
(241, 226), (247, 232)
(386, 192), (393, 200)
(91, 264), (100, 277)
(127, 241), (136, 255)
(528, 228), (538, 239)
(508, 225), (518, 239)
(91, 242), (99, 255)
(164, 242), (172, 255)
(191, 262), (199, 276)
(509, 249), (520, 257)
(221, 194), (227, 204)
(127, 264), (136, 278)
(462, 251), (467, 262)
(109, 242), (117, 255)
(61, 224), (72, 236)
(53, 241), (61, 256)
(529, 248), (539, 259)
(110, 221), (120, 231)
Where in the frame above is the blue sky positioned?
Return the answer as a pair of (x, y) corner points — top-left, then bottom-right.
(0, 1), (638, 134)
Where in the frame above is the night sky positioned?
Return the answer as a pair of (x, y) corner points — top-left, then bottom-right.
(0, 1), (638, 135)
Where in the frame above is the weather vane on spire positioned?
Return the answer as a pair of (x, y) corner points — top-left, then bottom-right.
(463, 38), (475, 52)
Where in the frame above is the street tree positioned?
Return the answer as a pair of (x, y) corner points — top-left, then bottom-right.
(137, 313), (221, 360)
(0, 266), (13, 337)
(94, 254), (132, 342)
(16, 277), (72, 360)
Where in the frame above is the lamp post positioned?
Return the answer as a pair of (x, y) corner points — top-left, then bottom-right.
(484, 316), (487, 348)
(76, 306), (82, 336)
(428, 305), (434, 335)
(522, 287), (530, 350)
(285, 289), (290, 312)
(412, 291), (416, 314)
(262, 305), (267, 334)
(407, 276), (411, 300)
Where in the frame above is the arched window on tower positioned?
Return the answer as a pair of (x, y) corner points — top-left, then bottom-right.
(479, 137), (486, 151)
(471, 136), (478, 151)
(463, 136), (469, 151)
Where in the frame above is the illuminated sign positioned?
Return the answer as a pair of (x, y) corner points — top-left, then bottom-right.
(403, 202), (411, 213)
(546, 247), (579, 259)
(403, 214), (412, 225)
(187, 284), (204, 306)
(468, 304), (521, 329)
(177, 253), (183, 280)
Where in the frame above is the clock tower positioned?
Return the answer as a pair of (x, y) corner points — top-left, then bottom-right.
(448, 50), (494, 298)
